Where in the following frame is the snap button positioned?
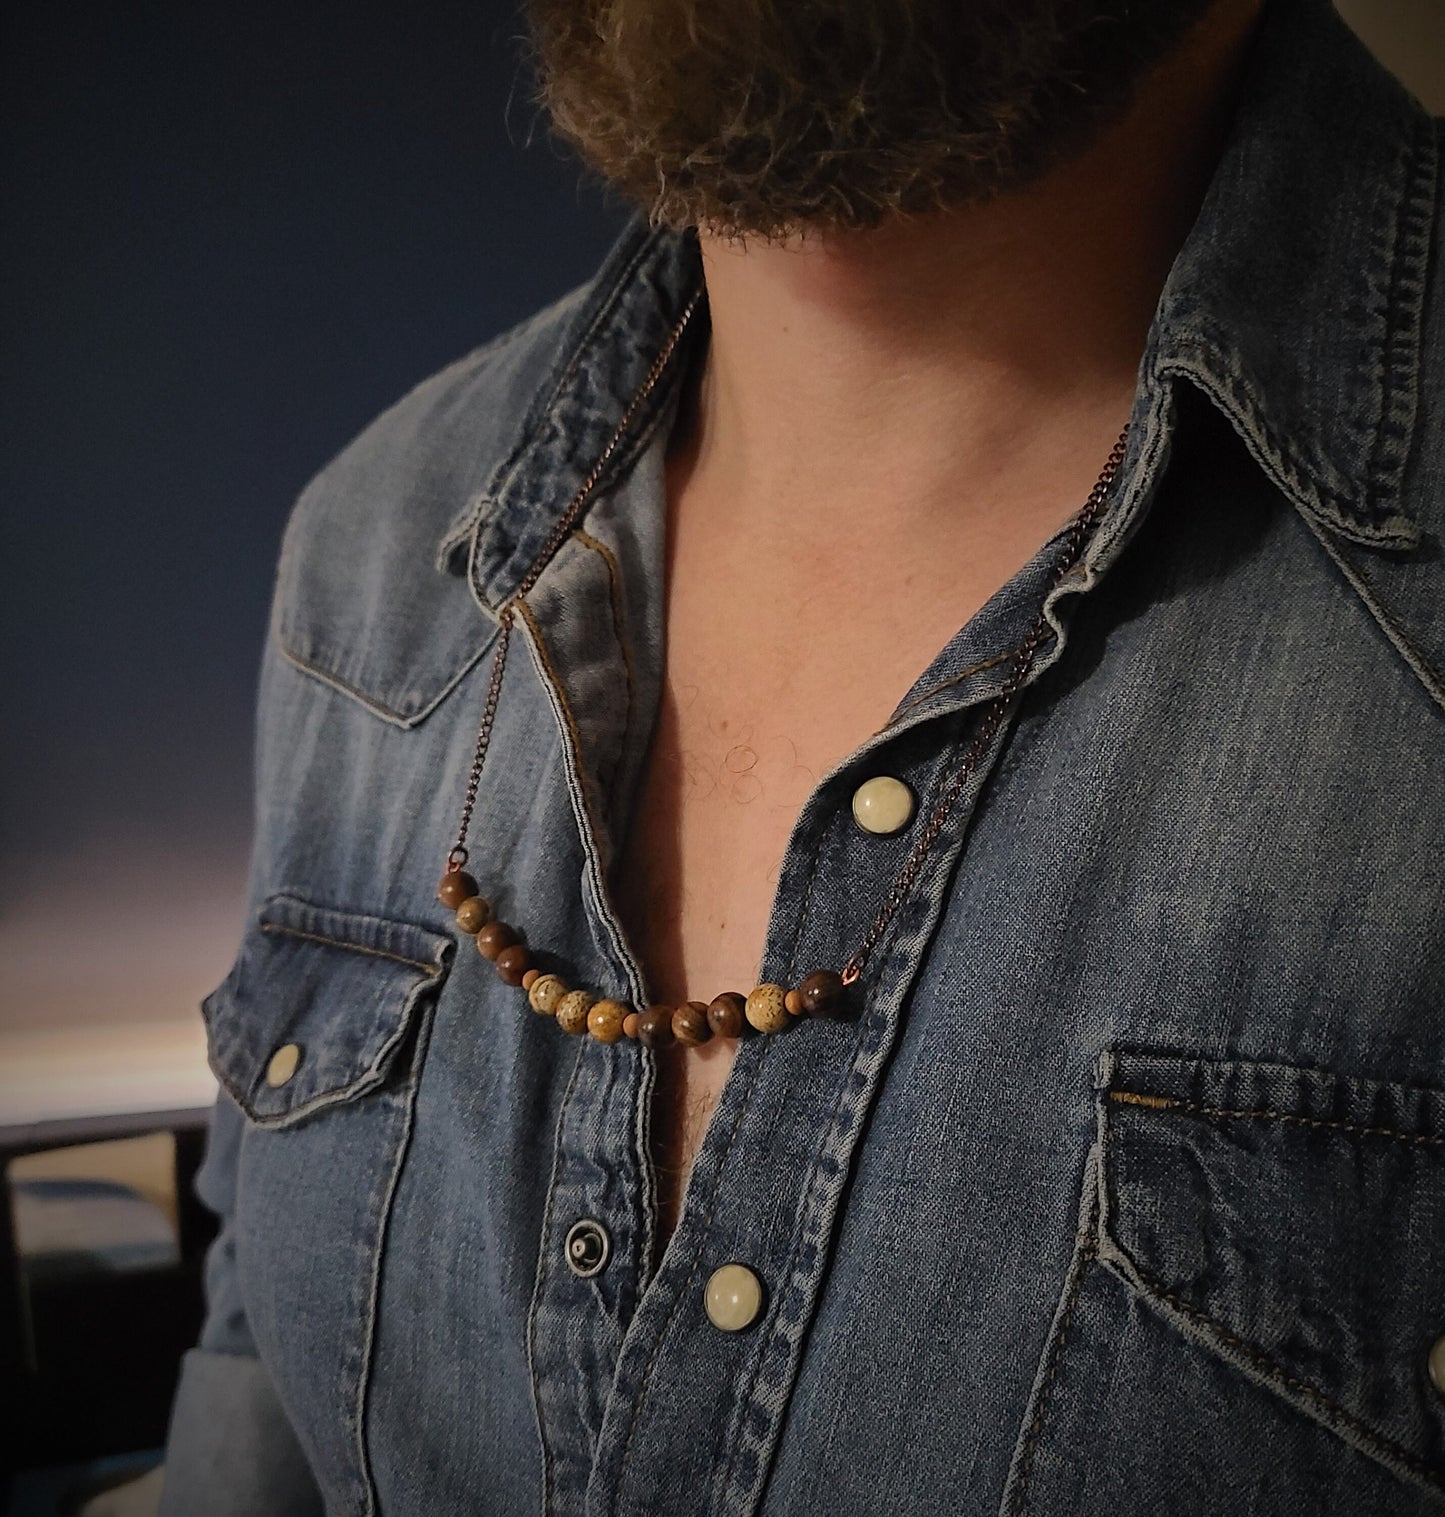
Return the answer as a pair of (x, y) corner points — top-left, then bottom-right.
(704, 1262), (763, 1331)
(564, 1218), (610, 1278)
(1430, 1334), (1445, 1397)
(851, 775), (915, 835)
(265, 1043), (302, 1088)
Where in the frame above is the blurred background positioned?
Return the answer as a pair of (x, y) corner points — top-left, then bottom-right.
(0, 0), (1441, 1511)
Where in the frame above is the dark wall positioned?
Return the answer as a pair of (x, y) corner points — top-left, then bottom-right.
(1, 0), (629, 908)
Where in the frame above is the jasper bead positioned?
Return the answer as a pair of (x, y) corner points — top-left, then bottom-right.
(799, 969), (846, 1018)
(475, 921), (516, 961)
(555, 990), (594, 1035)
(745, 983), (790, 1034)
(588, 999), (629, 1044)
(706, 993), (747, 1039)
(495, 944), (530, 986)
(622, 1012), (640, 1039)
(437, 869), (479, 910)
(528, 973), (567, 1015)
(636, 1005), (676, 1049)
(455, 895), (493, 934)
(673, 1000), (712, 1046)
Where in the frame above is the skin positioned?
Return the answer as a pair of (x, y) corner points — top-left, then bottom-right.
(607, 0), (1268, 1252)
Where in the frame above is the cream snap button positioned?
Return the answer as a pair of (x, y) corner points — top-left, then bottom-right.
(851, 775), (915, 835)
(704, 1262), (763, 1332)
(1429, 1335), (1445, 1397)
(265, 1043), (302, 1088)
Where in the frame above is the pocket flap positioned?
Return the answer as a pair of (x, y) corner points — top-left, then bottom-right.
(1097, 1048), (1445, 1488)
(202, 894), (453, 1127)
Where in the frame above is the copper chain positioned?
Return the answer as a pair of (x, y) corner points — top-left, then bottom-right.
(448, 285), (1129, 993)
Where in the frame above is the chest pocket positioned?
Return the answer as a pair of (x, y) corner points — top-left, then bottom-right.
(202, 892), (454, 1129)
(1097, 1049), (1445, 1499)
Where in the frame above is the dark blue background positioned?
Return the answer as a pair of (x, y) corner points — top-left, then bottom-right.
(1, 0), (629, 878)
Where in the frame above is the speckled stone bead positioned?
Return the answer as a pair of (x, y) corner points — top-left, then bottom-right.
(745, 983), (789, 1034)
(495, 944), (530, 986)
(475, 921), (516, 961)
(588, 999), (629, 1044)
(707, 993), (746, 1039)
(636, 1005), (676, 1049)
(622, 1011), (640, 1039)
(437, 869), (479, 910)
(455, 895), (493, 934)
(673, 1000), (712, 1045)
(555, 990), (594, 1035)
(528, 973), (567, 1015)
(521, 968), (541, 991)
(799, 969), (846, 1018)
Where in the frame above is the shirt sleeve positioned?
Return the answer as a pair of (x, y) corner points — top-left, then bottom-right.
(157, 1092), (325, 1517)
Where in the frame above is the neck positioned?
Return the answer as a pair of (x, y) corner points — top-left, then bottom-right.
(672, 0), (1265, 539)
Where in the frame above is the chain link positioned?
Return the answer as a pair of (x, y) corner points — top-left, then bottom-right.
(445, 277), (1130, 1005)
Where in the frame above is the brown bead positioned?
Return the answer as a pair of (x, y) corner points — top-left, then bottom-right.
(437, 869), (479, 910)
(784, 989), (805, 1016)
(636, 1005), (676, 1049)
(527, 974), (567, 1015)
(622, 1012), (640, 1039)
(455, 895), (493, 934)
(521, 968), (541, 991)
(475, 921), (516, 961)
(495, 944), (530, 986)
(673, 1000), (712, 1046)
(745, 983), (790, 1034)
(799, 969), (846, 1018)
(588, 999), (629, 1044)
(706, 992), (747, 1039)
(555, 990), (594, 1035)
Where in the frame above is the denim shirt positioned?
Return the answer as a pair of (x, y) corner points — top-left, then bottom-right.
(158, 2), (1445, 1512)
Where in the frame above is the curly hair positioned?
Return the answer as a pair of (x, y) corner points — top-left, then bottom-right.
(522, 0), (1223, 243)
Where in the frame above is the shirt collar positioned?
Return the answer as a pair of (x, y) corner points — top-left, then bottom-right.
(454, 0), (1436, 609)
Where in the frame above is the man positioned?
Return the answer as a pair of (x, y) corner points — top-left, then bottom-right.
(160, 0), (1445, 1512)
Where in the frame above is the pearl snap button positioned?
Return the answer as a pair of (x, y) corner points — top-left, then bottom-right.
(704, 1262), (763, 1331)
(265, 1043), (302, 1088)
(564, 1218), (610, 1278)
(851, 775), (915, 835)
(1429, 1334), (1445, 1397)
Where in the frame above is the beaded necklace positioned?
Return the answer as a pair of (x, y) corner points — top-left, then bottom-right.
(437, 284), (1129, 1050)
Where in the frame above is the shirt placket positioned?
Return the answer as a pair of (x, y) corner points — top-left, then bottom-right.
(516, 350), (1174, 1517)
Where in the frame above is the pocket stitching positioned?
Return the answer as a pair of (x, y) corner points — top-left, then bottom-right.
(258, 919), (439, 975)
(1108, 1088), (1445, 1147)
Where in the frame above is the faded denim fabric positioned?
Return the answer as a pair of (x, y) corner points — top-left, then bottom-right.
(159, 1), (1445, 1512)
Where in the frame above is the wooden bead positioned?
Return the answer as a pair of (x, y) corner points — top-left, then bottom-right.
(437, 869), (478, 910)
(706, 992), (746, 1039)
(475, 921), (516, 961)
(555, 990), (594, 1035)
(673, 1000), (712, 1046)
(745, 983), (789, 1034)
(521, 968), (541, 991)
(799, 969), (846, 1018)
(588, 999), (629, 1044)
(784, 989), (805, 1016)
(495, 944), (530, 986)
(455, 895), (493, 934)
(622, 1012), (640, 1039)
(527, 973), (567, 1015)
(636, 1005), (675, 1049)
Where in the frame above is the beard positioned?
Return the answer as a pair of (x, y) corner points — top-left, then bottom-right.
(523, 0), (1224, 244)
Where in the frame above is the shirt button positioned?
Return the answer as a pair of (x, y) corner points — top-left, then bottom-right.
(265, 1043), (302, 1088)
(1429, 1334), (1445, 1397)
(704, 1262), (764, 1331)
(564, 1218), (610, 1278)
(851, 775), (915, 835)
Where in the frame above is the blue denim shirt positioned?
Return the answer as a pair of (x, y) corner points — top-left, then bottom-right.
(159, 2), (1445, 1512)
